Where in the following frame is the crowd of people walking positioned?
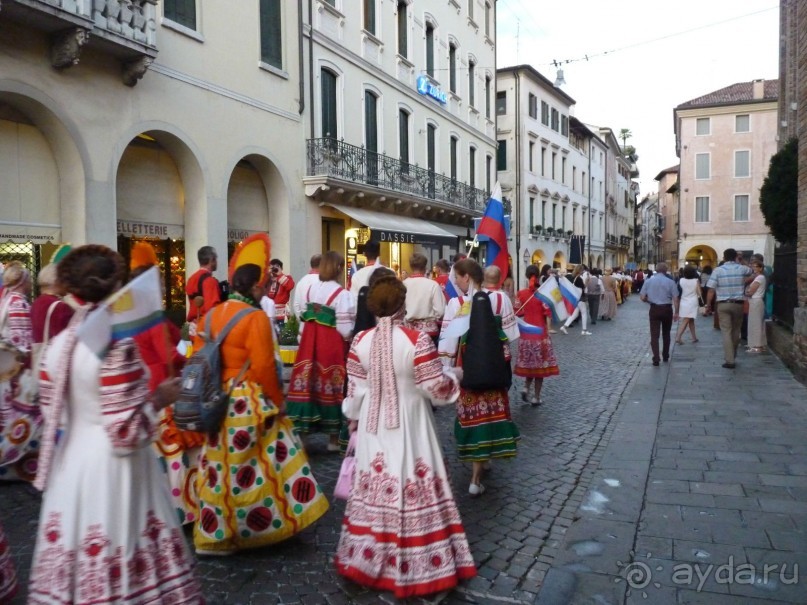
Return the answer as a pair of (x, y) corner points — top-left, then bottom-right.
(0, 240), (772, 602)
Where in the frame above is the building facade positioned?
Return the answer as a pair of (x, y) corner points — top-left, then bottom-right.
(495, 65), (607, 287)
(1, 0), (305, 320)
(302, 0), (497, 275)
(635, 193), (661, 269)
(653, 165), (680, 268)
(596, 127), (637, 269)
(674, 80), (778, 270)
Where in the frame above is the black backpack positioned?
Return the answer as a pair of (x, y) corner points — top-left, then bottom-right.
(173, 306), (256, 433)
(194, 272), (230, 305)
(460, 291), (512, 391)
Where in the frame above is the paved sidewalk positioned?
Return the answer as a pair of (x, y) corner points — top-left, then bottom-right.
(537, 315), (807, 604)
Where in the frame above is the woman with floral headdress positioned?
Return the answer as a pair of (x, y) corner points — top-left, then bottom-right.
(336, 275), (475, 598)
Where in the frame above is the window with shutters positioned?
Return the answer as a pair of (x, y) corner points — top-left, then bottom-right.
(695, 153), (710, 179)
(541, 101), (549, 126)
(363, 0), (376, 35)
(397, 1), (407, 57)
(448, 43), (457, 93)
(450, 136), (459, 180)
(496, 91), (506, 115)
(485, 76), (491, 118)
(468, 59), (475, 106)
(734, 194), (749, 221)
(528, 94), (537, 119)
(696, 117), (710, 136)
(259, 0), (282, 69)
(497, 139), (507, 171)
(695, 196), (710, 222)
(734, 150), (750, 178)
(425, 23), (435, 77)
(321, 68), (338, 139)
(469, 146), (476, 188)
(399, 109), (410, 165)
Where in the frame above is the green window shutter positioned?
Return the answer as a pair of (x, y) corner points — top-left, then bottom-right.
(260, 0), (282, 68)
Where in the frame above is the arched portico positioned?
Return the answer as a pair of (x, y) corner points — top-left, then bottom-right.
(684, 244), (718, 270)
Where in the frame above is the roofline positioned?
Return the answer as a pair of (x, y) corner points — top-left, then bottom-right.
(497, 64), (577, 105)
(675, 97), (778, 112)
(569, 116), (607, 147)
(654, 165), (679, 181)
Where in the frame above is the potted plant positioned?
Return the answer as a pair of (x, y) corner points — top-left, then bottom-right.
(277, 314), (300, 393)
(545, 227), (555, 236)
(566, 230), (574, 238)
(533, 225), (543, 235)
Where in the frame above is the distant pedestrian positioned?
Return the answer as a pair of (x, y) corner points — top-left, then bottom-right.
(586, 269), (602, 325)
(706, 248), (752, 369)
(745, 259), (768, 353)
(639, 262), (680, 366)
(674, 265), (701, 344)
(559, 265), (591, 336)
(600, 269), (618, 320)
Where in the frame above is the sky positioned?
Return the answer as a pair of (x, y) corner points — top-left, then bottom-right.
(495, 0), (780, 196)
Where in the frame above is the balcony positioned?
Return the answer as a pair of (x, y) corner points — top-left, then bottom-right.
(620, 235), (632, 248)
(606, 234), (618, 247)
(2, 0), (157, 85)
(304, 138), (495, 225)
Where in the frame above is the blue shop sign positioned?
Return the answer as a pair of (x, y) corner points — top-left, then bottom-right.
(416, 75), (448, 104)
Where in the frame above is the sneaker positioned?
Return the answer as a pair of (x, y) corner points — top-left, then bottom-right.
(469, 482), (486, 496)
(581, 331), (592, 336)
(529, 396), (541, 407)
(559, 326), (568, 335)
(549, 329), (558, 334)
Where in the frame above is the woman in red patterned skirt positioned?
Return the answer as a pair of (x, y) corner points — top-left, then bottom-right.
(515, 265), (560, 406)
(286, 251), (356, 451)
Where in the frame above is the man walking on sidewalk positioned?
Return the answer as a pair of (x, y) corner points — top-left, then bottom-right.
(639, 262), (679, 366)
(706, 248), (752, 369)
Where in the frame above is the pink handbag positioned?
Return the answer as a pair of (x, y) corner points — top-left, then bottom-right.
(334, 431), (357, 500)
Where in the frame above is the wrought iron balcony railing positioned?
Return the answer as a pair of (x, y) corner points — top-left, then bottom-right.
(306, 138), (494, 215)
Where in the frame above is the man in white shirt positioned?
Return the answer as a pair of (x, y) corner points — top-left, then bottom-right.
(403, 253), (445, 343)
(349, 241), (384, 296)
(293, 254), (321, 320)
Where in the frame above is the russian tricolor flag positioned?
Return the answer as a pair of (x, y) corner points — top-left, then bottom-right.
(558, 275), (582, 315)
(516, 317), (545, 337)
(444, 268), (460, 299)
(476, 183), (509, 287)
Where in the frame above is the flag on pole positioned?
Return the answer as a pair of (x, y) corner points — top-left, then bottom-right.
(535, 275), (571, 323)
(77, 266), (165, 359)
(516, 317), (545, 337)
(476, 183), (508, 286)
(444, 267), (460, 299)
(558, 275), (582, 314)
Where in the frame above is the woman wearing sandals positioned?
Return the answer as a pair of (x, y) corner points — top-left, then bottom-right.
(675, 265), (701, 345)
(514, 265), (559, 406)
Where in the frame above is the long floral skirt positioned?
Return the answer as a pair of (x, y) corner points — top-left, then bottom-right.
(454, 388), (520, 461)
(0, 380), (42, 482)
(194, 379), (329, 553)
(514, 338), (560, 379)
(0, 521), (17, 602)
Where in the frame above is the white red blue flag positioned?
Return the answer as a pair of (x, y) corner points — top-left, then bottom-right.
(535, 275), (572, 323)
(476, 183), (509, 286)
(516, 317), (545, 337)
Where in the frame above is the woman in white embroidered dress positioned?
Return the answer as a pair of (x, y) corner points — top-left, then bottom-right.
(28, 245), (203, 604)
(0, 261), (38, 482)
(336, 276), (476, 599)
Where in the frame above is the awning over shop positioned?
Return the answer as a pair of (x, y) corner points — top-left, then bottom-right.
(328, 204), (457, 246)
(0, 222), (61, 244)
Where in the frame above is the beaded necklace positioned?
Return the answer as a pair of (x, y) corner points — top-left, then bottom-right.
(228, 292), (256, 307)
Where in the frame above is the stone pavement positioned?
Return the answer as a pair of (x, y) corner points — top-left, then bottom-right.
(537, 312), (807, 604)
(5, 296), (804, 604)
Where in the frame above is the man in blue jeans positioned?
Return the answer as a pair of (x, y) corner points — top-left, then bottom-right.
(706, 248), (753, 369)
(639, 262), (680, 366)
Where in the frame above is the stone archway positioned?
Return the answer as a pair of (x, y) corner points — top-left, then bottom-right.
(684, 244), (717, 270)
(531, 248), (546, 268)
(596, 255), (603, 269)
(553, 251), (565, 270)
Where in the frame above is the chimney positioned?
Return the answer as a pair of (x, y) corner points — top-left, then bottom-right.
(752, 79), (765, 100)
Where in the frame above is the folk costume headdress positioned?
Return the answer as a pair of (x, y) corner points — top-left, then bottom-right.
(129, 241), (159, 271)
(228, 233), (272, 286)
(460, 291), (512, 391)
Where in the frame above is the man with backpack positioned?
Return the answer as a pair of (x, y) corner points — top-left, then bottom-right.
(186, 245), (222, 323)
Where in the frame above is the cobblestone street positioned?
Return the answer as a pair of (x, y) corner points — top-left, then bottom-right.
(1, 297), (674, 604)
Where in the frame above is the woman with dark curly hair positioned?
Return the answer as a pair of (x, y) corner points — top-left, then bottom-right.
(28, 244), (203, 603)
(336, 275), (475, 598)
